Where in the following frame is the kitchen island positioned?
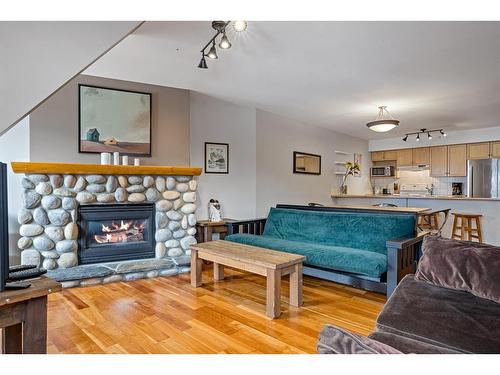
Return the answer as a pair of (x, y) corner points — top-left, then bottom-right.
(331, 193), (500, 245)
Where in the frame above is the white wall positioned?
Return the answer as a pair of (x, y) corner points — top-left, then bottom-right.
(190, 92), (257, 220)
(0, 117), (30, 263)
(369, 126), (500, 151)
(0, 21), (141, 136)
(256, 110), (371, 216)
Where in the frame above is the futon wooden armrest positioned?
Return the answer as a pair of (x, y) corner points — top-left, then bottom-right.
(385, 232), (428, 297)
(386, 231), (428, 250)
(226, 218), (267, 235)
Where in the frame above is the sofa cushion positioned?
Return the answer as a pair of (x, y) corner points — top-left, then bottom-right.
(368, 332), (460, 354)
(415, 235), (500, 304)
(376, 275), (500, 353)
(225, 233), (387, 278)
(262, 208), (415, 255)
(318, 325), (401, 354)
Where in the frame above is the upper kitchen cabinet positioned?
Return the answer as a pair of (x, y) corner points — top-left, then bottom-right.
(371, 150), (397, 162)
(430, 146), (448, 176)
(467, 142), (491, 159)
(491, 142), (500, 158)
(396, 149), (413, 166)
(412, 147), (430, 165)
(448, 144), (467, 176)
(430, 145), (466, 177)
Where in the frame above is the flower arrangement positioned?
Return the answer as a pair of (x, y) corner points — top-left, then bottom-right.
(341, 161), (360, 194)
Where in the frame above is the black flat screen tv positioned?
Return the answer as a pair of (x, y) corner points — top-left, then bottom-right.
(0, 162), (8, 292)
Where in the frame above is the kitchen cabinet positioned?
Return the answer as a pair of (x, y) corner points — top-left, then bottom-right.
(396, 149), (413, 166)
(491, 142), (500, 158)
(412, 147), (430, 165)
(371, 150), (397, 162)
(467, 142), (491, 160)
(371, 151), (385, 162)
(430, 146), (448, 176)
(448, 144), (467, 176)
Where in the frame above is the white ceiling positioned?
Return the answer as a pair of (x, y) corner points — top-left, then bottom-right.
(86, 21), (500, 140)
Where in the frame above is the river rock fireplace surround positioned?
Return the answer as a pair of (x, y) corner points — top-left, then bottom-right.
(12, 162), (202, 288)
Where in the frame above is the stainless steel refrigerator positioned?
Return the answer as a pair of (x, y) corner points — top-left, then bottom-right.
(467, 159), (500, 198)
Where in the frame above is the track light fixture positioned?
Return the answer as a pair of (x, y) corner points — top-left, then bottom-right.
(207, 41), (218, 59)
(198, 53), (208, 69)
(402, 128), (447, 142)
(197, 21), (247, 69)
(219, 32), (231, 49)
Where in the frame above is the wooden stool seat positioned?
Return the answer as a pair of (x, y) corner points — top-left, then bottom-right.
(451, 212), (483, 243)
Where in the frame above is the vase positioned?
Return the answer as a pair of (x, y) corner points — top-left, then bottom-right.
(341, 185), (348, 195)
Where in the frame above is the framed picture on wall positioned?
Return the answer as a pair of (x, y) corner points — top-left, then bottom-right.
(78, 84), (152, 156)
(205, 142), (229, 174)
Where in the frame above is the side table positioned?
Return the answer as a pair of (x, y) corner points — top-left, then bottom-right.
(1, 276), (61, 354)
(195, 218), (237, 243)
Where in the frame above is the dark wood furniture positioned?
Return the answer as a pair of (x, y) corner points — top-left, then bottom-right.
(195, 218), (239, 243)
(1, 277), (61, 354)
(190, 240), (305, 319)
(226, 204), (426, 297)
(417, 208), (451, 235)
(451, 212), (483, 242)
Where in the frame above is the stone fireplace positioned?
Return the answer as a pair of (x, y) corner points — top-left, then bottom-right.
(12, 162), (202, 287)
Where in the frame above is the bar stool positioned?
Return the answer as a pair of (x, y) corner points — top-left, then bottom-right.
(418, 212), (440, 232)
(451, 213), (483, 243)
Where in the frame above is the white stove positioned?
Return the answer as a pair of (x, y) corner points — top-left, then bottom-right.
(400, 183), (432, 197)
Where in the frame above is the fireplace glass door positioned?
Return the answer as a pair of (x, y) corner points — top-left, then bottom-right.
(78, 203), (155, 265)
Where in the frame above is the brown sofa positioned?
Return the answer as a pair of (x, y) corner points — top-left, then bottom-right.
(318, 235), (500, 354)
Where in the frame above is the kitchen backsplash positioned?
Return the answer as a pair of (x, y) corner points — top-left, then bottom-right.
(372, 170), (467, 195)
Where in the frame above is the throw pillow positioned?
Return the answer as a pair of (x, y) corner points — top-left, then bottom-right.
(415, 235), (500, 304)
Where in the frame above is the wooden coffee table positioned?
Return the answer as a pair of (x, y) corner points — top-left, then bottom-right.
(190, 240), (305, 319)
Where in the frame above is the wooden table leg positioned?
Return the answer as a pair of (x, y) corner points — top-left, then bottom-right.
(22, 296), (47, 354)
(2, 323), (22, 354)
(266, 269), (282, 319)
(214, 263), (224, 281)
(289, 263), (303, 307)
(191, 249), (203, 287)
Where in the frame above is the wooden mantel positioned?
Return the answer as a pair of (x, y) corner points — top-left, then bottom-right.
(11, 162), (202, 176)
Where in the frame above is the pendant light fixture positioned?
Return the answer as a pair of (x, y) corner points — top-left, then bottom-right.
(366, 106), (400, 133)
(197, 21), (247, 69)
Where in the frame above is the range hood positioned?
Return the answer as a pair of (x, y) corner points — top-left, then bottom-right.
(397, 164), (430, 171)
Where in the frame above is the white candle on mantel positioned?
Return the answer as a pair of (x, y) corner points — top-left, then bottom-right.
(134, 158), (140, 166)
(113, 152), (120, 166)
(100, 152), (111, 165)
(122, 155), (129, 165)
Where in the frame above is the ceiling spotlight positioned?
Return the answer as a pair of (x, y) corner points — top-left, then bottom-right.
(428, 132), (432, 140)
(402, 135), (408, 142)
(366, 106), (400, 133)
(207, 41), (218, 59)
(219, 32), (231, 49)
(198, 53), (208, 69)
(416, 134), (420, 142)
(233, 21), (248, 32)
(440, 130), (447, 137)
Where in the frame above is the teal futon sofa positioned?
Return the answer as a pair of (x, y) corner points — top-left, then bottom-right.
(225, 205), (425, 296)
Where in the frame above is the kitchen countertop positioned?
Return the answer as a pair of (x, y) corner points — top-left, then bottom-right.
(323, 204), (430, 213)
(331, 193), (500, 201)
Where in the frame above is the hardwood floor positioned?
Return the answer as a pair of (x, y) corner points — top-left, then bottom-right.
(46, 267), (386, 354)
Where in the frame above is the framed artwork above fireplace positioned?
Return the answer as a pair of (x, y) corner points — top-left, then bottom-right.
(78, 84), (152, 156)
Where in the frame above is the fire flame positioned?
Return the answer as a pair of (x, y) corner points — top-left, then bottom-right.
(93, 219), (146, 244)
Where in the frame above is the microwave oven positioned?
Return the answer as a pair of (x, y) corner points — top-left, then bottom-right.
(371, 166), (395, 177)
